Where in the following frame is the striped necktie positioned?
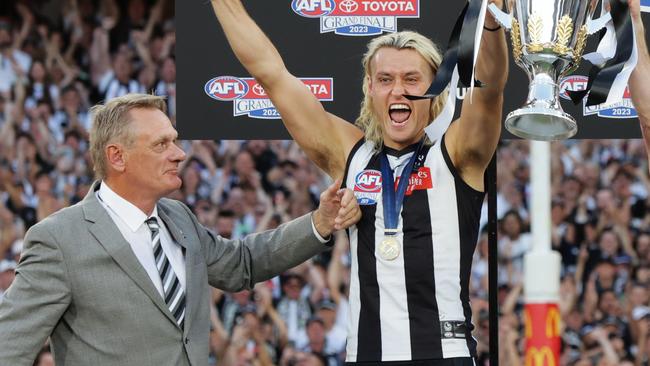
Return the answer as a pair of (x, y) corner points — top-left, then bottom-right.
(145, 217), (186, 328)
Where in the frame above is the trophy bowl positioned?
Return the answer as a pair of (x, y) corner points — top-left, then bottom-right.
(490, 0), (599, 140)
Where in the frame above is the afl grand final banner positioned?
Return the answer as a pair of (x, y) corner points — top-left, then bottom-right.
(177, 1), (650, 140)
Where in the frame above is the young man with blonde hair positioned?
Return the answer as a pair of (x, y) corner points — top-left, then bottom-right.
(213, 1), (508, 364)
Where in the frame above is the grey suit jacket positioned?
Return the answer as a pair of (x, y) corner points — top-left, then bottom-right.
(0, 181), (331, 365)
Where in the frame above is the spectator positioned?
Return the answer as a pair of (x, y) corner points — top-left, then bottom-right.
(277, 272), (313, 345)
(0, 259), (16, 301)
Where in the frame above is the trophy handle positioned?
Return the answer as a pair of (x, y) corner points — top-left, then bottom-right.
(487, 2), (512, 30)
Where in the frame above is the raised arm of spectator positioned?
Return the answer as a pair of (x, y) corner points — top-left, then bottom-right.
(635, 318), (648, 366)
(327, 232), (348, 305)
(559, 277), (578, 318)
(210, 158), (230, 207)
(89, 27), (110, 87)
(0, 206), (17, 258)
(222, 323), (251, 365)
(629, 0), (650, 165)
(255, 284), (289, 348)
(100, 0), (120, 26)
(62, 0), (83, 64)
(12, 3), (34, 51)
(133, 31), (155, 69)
(307, 260), (326, 305)
(592, 327), (620, 365)
(142, 0), (165, 43)
(583, 273), (599, 323)
(254, 195), (274, 233)
(210, 0), (363, 179)
(613, 224), (639, 264)
(89, 11), (115, 87)
(45, 39), (78, 89)
(501, 282), (522, 315)
(208, 300), (229, 360)
(502, 326), (521, 366)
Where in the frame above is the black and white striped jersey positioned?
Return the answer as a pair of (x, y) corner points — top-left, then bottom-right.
(342, 136), (484, 363)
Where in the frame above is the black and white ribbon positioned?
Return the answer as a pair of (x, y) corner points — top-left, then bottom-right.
(568, 0), (638, 107)
(405, 0), (488, 144)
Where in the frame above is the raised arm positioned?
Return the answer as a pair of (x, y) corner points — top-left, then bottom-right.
(210, 0), (362, 178)
(446, 0), (508, 190)
(629, 0), (650, 168)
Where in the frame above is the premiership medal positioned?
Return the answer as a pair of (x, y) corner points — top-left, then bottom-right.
(379, 140), (424, 261)
(379, 235), (400, 261)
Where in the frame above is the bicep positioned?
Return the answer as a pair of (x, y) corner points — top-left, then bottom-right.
(264, 72), (363, 178)
(451, 89), (503, 167)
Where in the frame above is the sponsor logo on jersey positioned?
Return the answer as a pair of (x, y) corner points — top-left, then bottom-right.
(205, 76), (333, 119)
(396, 167), (433, 195)
(559, 75), (638, 119)
(291, 0), (420, 36)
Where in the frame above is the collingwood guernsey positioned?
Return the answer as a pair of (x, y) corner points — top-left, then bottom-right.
(343, 135), (484, 363)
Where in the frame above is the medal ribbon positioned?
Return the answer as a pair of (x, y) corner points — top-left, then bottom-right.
(380, 140), (424, 237)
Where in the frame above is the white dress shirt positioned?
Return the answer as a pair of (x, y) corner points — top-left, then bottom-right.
(96, 182), (186, 298)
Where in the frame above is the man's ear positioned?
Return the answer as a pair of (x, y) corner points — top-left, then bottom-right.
(106, 144), (127, 173)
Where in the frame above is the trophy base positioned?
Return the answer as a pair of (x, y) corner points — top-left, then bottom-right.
(505, 107), (577, 141)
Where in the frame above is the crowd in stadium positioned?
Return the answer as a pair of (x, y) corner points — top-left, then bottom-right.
(0, 0), (648, 365)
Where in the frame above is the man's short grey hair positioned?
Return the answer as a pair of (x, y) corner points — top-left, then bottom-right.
(89, 94), (167, 180)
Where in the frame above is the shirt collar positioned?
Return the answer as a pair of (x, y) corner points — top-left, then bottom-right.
(98, 181), (159, 232)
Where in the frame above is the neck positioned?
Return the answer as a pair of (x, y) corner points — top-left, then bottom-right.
(383, 132), (425, 151)
(103, 178), (157, 216)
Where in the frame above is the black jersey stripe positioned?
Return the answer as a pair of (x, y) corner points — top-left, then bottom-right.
(402, 144), (443, 359)
(441, 135), (485, 358)
(356, 154), (382, 361)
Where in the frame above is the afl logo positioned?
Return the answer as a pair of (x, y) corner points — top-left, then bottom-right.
(355, 170), (382, 193)
(559, 75), (588, 100)
(291, 0), (335, 17)
(204, 76), (248, 101)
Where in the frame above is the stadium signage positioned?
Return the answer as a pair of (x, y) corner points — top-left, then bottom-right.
(525, 346), (555, 366)
(205, 77), (333, 119)
(559, 75), (638, 119)
(291, 0), (420, 36)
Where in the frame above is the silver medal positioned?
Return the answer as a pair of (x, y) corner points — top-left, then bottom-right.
(379, 236), (400, 261)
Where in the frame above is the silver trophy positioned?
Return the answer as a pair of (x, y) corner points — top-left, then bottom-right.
(489, 0), (600, 140)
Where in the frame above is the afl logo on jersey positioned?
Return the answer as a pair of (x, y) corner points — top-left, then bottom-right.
(354, 169), (382, 205)
(355, 170), (382, 192)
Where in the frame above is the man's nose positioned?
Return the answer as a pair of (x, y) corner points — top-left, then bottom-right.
(172, 142), (187, 162)
(391, 80), (405, 96)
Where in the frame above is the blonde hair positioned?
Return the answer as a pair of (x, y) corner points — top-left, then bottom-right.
(355, 31), (448, 148)
(89, 94), (167, 180)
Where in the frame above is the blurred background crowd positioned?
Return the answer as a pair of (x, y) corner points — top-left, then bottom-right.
(495, 139), (650, 366)
(0, 0), (648, 365)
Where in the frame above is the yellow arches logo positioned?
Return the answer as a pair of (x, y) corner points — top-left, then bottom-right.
(525, 346), (555, 366)
(545, 307), (561, 338)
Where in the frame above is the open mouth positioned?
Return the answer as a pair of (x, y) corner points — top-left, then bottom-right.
(389, 103), (412, 125)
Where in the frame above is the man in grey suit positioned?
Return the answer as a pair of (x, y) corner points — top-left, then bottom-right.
(0, 93), (361, 366)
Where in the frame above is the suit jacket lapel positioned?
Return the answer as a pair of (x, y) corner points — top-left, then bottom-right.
(82, 181), (180, 327)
